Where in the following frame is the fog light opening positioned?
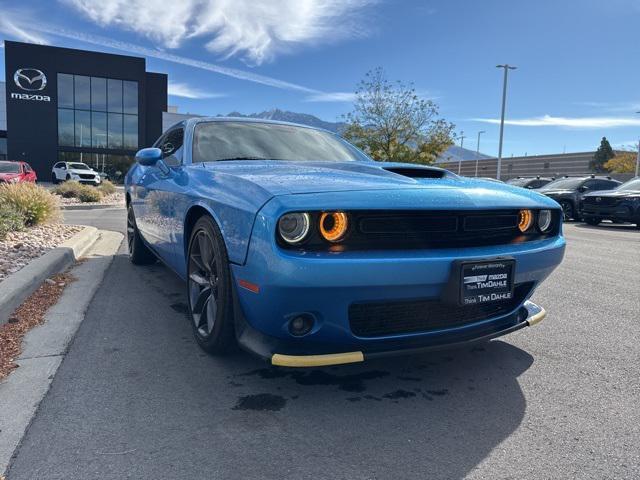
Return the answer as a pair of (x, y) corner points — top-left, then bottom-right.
(288, 314), (315, 337)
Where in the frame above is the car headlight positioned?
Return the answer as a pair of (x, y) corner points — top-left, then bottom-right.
(518, 209), (533, 232)
(10, 177), (20, 183)
(537, 209), (553, 232)
(278, 212), (311, 244)
(319, 211), (349, 242)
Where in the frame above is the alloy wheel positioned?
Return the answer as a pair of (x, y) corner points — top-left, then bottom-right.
(188, 230), (219, 337)
(560, 201), (573, 221)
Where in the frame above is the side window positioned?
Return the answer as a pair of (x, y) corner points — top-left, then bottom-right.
(53, 162), (61, 169)
(606, 181), (620, 189)
(582, 180), (598, 190)
(25, 164), (33, 173)
(159, 128), (184, 167)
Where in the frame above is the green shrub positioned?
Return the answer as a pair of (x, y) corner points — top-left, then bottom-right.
(97, 179), (116, 196)
(77, 185), (102, 203)
(0, 203), (26, 240)
(53, 180), (84, 198)
(0, 183), (60, 226)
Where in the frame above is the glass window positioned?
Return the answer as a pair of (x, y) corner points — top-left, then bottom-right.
(123, 81), (138, 115)
(58, 109), (74, 146)
(58, 74), (74, 109)
(92, 112), (107, 148)
(107, 79), (123, 113)
(108, 113), (123, 149)
(123, 115), (138, 150)
(74, 76), (91, 110)
(91, 77), (107, 112)
(74, 110), (91, 147)
(192, 122), (370, 163)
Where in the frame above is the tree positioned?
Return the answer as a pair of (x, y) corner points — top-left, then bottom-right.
(591, 137), (615, 172)
(342, 68), (455, 164)
(604, 151), (637, 173)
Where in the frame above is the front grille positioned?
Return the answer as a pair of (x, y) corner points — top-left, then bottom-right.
(79, 173), (95, 180)
(349, 282), (533, 337)
(583, 197), (619, 207)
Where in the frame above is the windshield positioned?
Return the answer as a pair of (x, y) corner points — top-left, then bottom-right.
(539, 178), (583, 191)
(618, 178), (640, 192)
(192, 122), (370, 163)
(0, 162), (20, 173)
(68, 163), (91, 170)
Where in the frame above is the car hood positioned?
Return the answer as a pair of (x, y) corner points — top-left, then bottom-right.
(200, 160), (559, 209)
(538, 190), (572, 196)
(68, 168), (97, 175)
(583, 189), (639, 197)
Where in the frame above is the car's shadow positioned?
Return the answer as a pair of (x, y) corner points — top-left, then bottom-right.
(130, 255), (534, 479)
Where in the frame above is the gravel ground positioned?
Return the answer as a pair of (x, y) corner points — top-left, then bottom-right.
(0, 224), (83, 282)
(0, 272), (75, 379)
(57, 192), (125, 207)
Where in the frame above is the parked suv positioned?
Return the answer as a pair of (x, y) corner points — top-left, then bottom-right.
(0, 160), (37, 183)
(507, 176), (555, 189)
(51, 161), (101, 185)
(580, 177), (640, 227)
(537, 175), (622, 221)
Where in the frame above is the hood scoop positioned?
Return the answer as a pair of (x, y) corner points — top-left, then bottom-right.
(382, 166), (445, 179)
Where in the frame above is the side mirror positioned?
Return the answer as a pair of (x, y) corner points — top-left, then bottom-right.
(135, 148), (162, 166)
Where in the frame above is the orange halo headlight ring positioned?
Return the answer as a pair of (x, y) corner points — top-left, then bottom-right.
(518, 209), (534, 233)
(319, 211), (349, 242)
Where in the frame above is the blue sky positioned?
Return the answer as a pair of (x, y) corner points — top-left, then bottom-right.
(1, 0), (640, 157)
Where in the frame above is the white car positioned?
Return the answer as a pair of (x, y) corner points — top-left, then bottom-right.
(51, 162), (102, 185)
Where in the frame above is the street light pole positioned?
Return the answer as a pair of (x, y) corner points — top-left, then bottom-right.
(635, 112), (640, 177)
(475, 130), (486, 177)
(457, 131), (466, 175)
(496, 64), (517, 180)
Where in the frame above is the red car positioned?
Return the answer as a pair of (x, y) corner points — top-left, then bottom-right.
(0, 161), (37, 184)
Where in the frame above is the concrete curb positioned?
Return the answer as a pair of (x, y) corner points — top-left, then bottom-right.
(60, 203), (124, 211)
(0, 226), (99, 325)
(0, 230), (124, 475)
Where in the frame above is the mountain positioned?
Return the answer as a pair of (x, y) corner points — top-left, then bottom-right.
(435, 145), (495, 164)
(222, 109), (346, 133)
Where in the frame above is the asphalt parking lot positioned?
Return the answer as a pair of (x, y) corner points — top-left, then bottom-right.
(6, 209), (640, 479)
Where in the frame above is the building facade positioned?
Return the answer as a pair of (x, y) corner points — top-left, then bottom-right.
(437, 151), (604, 180)
(3, 41), (167, 181)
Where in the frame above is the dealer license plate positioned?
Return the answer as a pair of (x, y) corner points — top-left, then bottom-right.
(460, 259), (515, 306)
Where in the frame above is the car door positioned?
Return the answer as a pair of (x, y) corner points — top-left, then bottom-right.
(135, 127), (186, 266)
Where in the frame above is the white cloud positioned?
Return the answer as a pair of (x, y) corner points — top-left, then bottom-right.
(305, 92), (357, 102)
(31, 24), (319, 93)
(575, 100), (640, 113)
(61, 0), (376, 65)
(168, 82), (226, 99)
(471, 114), (640, 129)
(0, 17), (48, 45)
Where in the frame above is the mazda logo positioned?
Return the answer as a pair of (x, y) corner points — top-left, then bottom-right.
(14, 68), (47, 92)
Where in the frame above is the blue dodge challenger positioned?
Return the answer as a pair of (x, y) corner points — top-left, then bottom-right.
(125, 118), (565, 367)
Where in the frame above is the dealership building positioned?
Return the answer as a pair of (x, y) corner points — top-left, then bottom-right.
(1, 41), (167, 181)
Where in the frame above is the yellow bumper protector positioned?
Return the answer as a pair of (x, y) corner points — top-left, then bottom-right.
(272, 351), (364, 368)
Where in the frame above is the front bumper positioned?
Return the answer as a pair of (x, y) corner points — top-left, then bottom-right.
(231, 209), (565, 364)
(270, 301), (546, 367)
(581, 203), (640, 223)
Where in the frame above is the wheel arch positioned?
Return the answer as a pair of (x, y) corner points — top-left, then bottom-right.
(183, 203), (225, 260)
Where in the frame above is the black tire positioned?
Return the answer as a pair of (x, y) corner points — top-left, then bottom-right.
(51, 174), (58, 185)
(186, 215), (236, 354)
(66, 174), (71, 181)
(127, 205), (156, 265)
(560, 200), (575, 221)
(585, 217), (601, 226)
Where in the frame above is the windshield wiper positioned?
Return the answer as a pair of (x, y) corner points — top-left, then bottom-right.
(217, 156), (274, 161)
